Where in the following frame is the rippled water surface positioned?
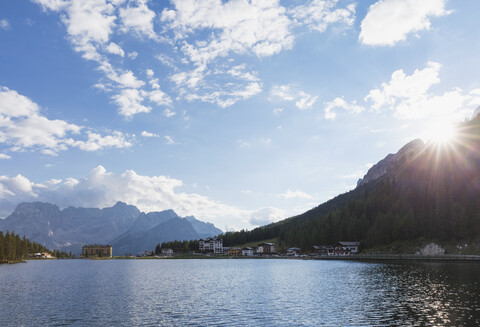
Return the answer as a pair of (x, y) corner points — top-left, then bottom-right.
(1, 259), (480, 326)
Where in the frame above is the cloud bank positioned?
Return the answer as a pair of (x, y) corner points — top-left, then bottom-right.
(360, 0), (449, 46)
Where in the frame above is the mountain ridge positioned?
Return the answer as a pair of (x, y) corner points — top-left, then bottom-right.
(0, 201), (222, 255)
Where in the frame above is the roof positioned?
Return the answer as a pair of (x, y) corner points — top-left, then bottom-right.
(259, 242), (275, 246)
(313, 245), (334, 249)
(200, 237), (223, 241)
(337, 241), (360, 246)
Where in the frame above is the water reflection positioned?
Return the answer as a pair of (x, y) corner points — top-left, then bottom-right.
(0, 259), (479, 326)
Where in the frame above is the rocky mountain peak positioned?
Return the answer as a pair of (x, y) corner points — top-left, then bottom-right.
(357, 138), (425, 188)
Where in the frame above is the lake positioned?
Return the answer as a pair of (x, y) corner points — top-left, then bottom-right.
(1, 259), (479, 326)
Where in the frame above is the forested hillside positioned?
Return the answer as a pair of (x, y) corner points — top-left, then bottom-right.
(222, 116), (480, 251)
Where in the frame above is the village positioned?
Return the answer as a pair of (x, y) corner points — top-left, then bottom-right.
(136, 238), (361, 258)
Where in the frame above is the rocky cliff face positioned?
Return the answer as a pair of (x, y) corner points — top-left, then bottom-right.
(357, 139), (425, 188)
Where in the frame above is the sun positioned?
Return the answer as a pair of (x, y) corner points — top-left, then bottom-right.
(423, 120), (457, 144)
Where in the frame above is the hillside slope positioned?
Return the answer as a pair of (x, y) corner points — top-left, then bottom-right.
(222, 116), (480, 252)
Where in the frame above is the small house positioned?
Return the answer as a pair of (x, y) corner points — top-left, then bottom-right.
(227, 247), (242, 256)
(312, 245), (334, 256)
(242, 247), (254, 256)
(334, 241), (360, 256)
(287, 247), (301, 256)
(161, 248), (173, 256)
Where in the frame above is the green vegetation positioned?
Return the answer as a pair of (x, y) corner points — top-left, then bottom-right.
(0, 230), (49, 263)
(220, 117), (480, 253)
(154, 239), (200, 255)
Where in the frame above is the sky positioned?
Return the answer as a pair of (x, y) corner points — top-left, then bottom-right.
(1, 0), (480, 231)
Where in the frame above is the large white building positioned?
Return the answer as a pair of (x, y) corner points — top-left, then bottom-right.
(199, 238), (223, 254)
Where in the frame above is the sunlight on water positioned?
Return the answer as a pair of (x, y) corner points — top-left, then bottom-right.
(1, 259), (479, 326)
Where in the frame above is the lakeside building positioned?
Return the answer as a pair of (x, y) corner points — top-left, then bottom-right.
(136, 250), (154, 257)
(312, 245), (335, 256)
(242, 247), (254, 256)
(227, 247), (242, 256)
(199, 238), (223, 254)
(257, 243), (276, 254)
(32, 252), (53, 259)
(287, 247), (301, 256)
(161, 248), (173, 256)
(334, 242), (360, 256)
(82, 244), (113, 258)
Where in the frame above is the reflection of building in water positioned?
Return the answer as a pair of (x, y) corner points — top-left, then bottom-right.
(82, 244), (113, 258)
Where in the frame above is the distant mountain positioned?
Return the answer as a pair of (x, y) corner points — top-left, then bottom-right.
(0, 201), (140, 254)
(111, 216), (200, 255)
(221, 115), (480, 252)
(0, 202), (222, 255)
(185, 216), (222, 238)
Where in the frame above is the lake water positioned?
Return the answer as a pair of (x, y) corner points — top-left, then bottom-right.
(1, 259), (480, 326)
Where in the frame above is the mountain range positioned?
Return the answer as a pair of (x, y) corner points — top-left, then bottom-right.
(0, 202), (222, 255)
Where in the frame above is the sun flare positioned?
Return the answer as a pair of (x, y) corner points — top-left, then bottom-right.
(423, 120), (457, 144)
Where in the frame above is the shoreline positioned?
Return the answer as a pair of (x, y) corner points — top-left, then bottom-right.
(98, 253), (480, 263)
(16, 254), (480, 263)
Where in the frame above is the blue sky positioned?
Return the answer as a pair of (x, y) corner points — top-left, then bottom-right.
(1, 0), (479, 231)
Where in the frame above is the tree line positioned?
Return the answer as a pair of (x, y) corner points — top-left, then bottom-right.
(0, 230), (47, 262)
(0, 230), (75, 262)
(154, 240), (199, 254)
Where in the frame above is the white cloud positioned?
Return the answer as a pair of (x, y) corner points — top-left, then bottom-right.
(141, 131), (159, 138)
(364, 62), (480, 120)
(112, 88), (151, 118)
(295, 91), (318, 110)
(105, 42), (125, 57)
(249, 207), (286, 226)
(32, 0), (159, 118)
(63, 0), (117, 46)
(0, 166), (294, 229)
(0, 154), (11, 160)
(147, 89), (172, 107)
(164, 135), (176, 144)
(68, 131), (132, 151)
(161, 0), (294, 63)
(0, 19), (11, 30)
(324, 97), (364, 120)
(271, 85), (318, 110)
(279, 189), (313, 200)
(32, 0), (67, 11)
(163, 108), (176, 118)
(291, 0), (356, 32)
(0, 166), (248, 224)
(184, 81), (262, 108)
(0, 86), (132, 155)
(119, 0), (156, 39)
(271, 85), (295, 101)
(127, 51), (138, 59)
(156, 53), (177, 69)
(146, 69), (154, 78)
(159, 0), (291, 108)
(360, 0), (450, 46)
(273, 107), (284, 115)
